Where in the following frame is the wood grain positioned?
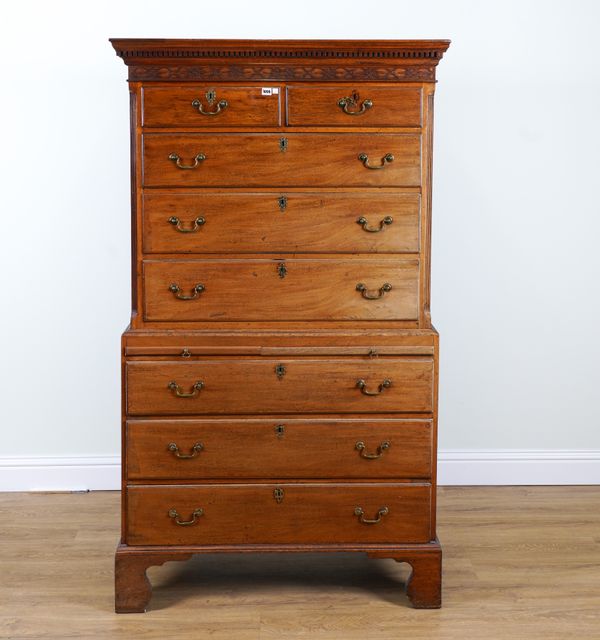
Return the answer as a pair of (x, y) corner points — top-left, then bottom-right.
(142, 85), (282, 128)
(125, 357), (434, 415)
(110, 38), (452, 63)
(110, 39), (451, 84)
(126, 483), (432, 545)
(126, 418), (433, 480)
(112, 38), (447, 612)
(142, 257), (419, 322)
(142, 191), (421, 254)
(123, 326), (439, 351)
(286, 85), (422, 127)
(142, 133), (421, 187)
(115, 548), (193, 613)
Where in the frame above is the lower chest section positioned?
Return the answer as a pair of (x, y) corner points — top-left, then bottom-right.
(122, 332), (438, 546)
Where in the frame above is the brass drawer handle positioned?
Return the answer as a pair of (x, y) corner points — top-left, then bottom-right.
(168, 442), (204, 459)
(357, 216), (393, 233)
(337, 94), (373, 115)
(356, 283), (392, 300)
(191, 97), (228, 116)
(355, 440), (391, 459)
(168, 216), (206, 233)
(356, 378), (392, 396)
(168, 381), (204, 398)
(168, 152), (206, 170)
(354, 506), (389, 525)
(169, 283), (205, 300)
(358, 153), (394, 170)
(168, 507), (204, 526)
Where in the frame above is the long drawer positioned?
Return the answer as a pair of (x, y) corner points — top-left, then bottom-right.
(126, 483), (432, 545)
(142, 192), (421, 254)
(126, 418), (433, 479)
(142, 133), (421, 187)
(125, 357), (434, 415)
(143, 258), (419, 322)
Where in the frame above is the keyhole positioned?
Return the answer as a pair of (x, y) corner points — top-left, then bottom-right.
(275, 364), (286, 379)
(274, 424), (286, 437)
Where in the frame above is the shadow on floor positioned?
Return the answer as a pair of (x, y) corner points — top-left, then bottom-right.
(147, 552), (413, 610)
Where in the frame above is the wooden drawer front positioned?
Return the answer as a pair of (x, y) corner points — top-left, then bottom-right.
(143, 192), (420, 254)
(142, 85), (282, 127)
(126, 483), (432, 545)
(143, 258), (419, 322)
(142, 133), (421, 187)
(287, 86), (422, 127)
(125, 358), (434, 415)
(126, 419), (432, 480)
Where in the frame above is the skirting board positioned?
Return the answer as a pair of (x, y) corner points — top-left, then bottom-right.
(1, 450), (599, 491)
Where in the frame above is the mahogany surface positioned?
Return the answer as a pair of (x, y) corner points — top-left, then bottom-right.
(127, 483), (432, 545)
(286, 85), (423, 127)
(142, 191), (421, 254)
(111, 37), (449, 612)
(126, 418), (433, 480)
(142, 257), (420, 322)
(142, 133), (422, 188)
(142, 85), (283, 127)
(125, 357), (434, 415)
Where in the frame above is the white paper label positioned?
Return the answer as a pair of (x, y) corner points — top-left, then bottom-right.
(261, 87), (279, 95)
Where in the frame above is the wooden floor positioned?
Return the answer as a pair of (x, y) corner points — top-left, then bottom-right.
(1, 487), (599, 639)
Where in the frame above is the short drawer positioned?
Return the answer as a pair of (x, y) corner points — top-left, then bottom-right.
(142, 85), (282, 127)
(143, 192), (420, 254)
(287, 85), (422, 127)
(126, 483), (432, 545)
(143, 257), (419, 322)
(142, 133), (421, 187)
(125, 357), (434, 415)
(126, 418), (433, 479)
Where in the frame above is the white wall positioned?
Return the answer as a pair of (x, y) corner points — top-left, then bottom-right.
(1, 0), (599, 488)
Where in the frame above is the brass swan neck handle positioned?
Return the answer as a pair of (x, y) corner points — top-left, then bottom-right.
(168, 508), (204, 526)
(356, 283), (392, 300)
(168, 442), (204, 459)
(169, 283), (205, 300)
(356, 379), (392, 396)
(355, 440), (391, 459)
(191, 98), (228, 115)
(168, 381), (204, 398)
(338, 95), (373, 115)
(354, 506), (389, 525)
(168, 216), (206, 233)
(358, 153), (394, 170)
(168, 152), (206, 169)
(356, 216), (393, 233)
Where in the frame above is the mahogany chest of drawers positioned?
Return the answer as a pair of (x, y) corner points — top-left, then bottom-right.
(110, 38), (449, 612)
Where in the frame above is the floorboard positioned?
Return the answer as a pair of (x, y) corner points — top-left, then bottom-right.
(0, 487), (599, 639)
